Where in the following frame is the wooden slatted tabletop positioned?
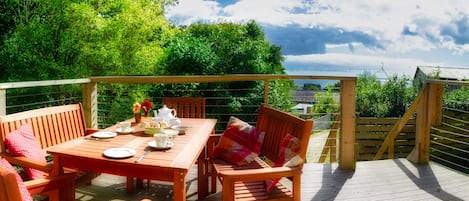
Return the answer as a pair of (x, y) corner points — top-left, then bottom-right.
(47, 118), (217, 201)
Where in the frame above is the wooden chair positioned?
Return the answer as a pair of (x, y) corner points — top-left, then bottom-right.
(0, 161), (76, 201)
(205, 104), (314, 200)
(162, 97), (206, 118)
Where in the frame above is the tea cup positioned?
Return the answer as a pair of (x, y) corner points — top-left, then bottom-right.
(117, 121), (131, 132)
(154, 133), (170, 147)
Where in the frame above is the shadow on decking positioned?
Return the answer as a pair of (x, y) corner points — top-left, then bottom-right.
(76, 159), (469, 201)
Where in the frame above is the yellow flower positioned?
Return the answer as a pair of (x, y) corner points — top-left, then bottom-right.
(132, 102), (141, 114)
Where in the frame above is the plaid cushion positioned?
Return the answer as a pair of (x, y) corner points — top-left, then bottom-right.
(5, 124), (47, 180)
(226, 116), (265, 154)
(212, 126), (259, 166)
(212, 117), (265, 166)
(0, 158), (33, 201)
(265, 133), (304, 193)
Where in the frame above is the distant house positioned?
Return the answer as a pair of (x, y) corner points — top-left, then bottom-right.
(414, 66), (469, 91)
(414, 66), (469, 82)
(291, 103), (314, 114)
(291, 89), (317, 103)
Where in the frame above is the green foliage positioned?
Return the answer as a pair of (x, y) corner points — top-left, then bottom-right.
(444, 86), (469, 111)
(313, 85), (339, 117)
(162, 33), (217, 75)
(356, 72), (414, 117)
(157, 21), (291, 124)
(303, 83), (321, 90)
(0, 2), (292, 126)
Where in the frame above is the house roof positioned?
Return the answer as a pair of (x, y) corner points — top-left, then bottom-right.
(415, 66), (469, 81)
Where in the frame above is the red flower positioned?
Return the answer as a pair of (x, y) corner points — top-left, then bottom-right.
(141, 99), (152, 117)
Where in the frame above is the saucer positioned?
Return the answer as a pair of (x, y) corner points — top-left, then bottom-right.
(103, 147), (136, 158)
(116, 127), (134, 134)
(147, 141), (173, 150)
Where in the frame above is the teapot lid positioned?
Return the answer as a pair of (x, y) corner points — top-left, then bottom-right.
(159, 105), (171, 112)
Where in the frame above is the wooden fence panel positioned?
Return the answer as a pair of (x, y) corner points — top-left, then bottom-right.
(356, 117), (416, 161)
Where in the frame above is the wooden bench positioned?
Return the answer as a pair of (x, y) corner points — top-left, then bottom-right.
(0, 104), (99, 189)
(206, 104), (314, 200)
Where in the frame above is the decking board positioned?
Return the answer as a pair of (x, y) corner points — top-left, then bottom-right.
(76, 159), (469, 201)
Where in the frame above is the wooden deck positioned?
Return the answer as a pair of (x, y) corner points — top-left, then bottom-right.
(75, 159), (469, 201)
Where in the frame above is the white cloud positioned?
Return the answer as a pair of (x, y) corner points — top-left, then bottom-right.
(165, 0), (222, 24)
(284, 52), (445, 77)
(166, 0), (469, 77)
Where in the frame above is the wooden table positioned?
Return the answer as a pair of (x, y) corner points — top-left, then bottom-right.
(47, 118), (216, 201)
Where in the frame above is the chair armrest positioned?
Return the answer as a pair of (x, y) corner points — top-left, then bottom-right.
(219, 166), (301, 182)
(207, 134), (222, 157)
(25, 172), (76, 195)
(1, 153), (52, 173)
(85, 128), (100, 135)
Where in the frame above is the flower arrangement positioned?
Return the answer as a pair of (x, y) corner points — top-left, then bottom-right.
(141, 99), (152, 117)
(132, 99), (153, 117)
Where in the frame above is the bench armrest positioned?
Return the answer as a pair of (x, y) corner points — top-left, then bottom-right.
(207, 134), (222, 157)
(218, 166), (301, 182)
(0, 153), (52, 173)
(85, 128), (100, 135)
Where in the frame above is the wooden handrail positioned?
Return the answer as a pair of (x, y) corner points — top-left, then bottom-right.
(373, 86), (426, 160)
(89, 75), (357, 83)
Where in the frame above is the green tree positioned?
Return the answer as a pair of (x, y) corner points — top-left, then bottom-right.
(0, 0), (175, 121)
(356, 72), (414, 117)
(158, 21), (293, 125)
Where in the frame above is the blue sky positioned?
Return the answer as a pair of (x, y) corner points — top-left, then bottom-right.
(165, 0), (469, 79)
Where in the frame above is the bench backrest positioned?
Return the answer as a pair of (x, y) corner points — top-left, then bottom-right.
(256, 104), (314, 164)
(0, 104), (87, 151)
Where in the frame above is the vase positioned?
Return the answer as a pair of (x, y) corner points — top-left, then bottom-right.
(134, 113), (142, 123)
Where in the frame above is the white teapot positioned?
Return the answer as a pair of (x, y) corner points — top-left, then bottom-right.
(157, 105), (178, 123)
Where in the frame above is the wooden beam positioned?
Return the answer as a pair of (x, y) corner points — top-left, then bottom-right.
(264, 80), (269, 104)
(82, 82), (98, 129)
(0, 89), (5, 115)
(408, 83), (443, 163)
(339, 80), (356, 170)
(89, 75), (357, 84)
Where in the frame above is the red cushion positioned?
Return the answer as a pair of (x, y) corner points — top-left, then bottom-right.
(0, 158), (34, 201)
(212, 126), (259, 166)
(5, 124), (47, 180)
(265, 133), (304, 193)
(226, 116), (265, 154)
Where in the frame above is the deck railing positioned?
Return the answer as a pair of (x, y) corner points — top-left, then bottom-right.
(3, 76), (469, 173)
(0, 74), (357, 170)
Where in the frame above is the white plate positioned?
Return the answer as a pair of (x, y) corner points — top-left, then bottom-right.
(148, 141), (173, 150)
(92, 131), (117, 138)
(103, 148), (136, 158)
(116, 127), (134, 134)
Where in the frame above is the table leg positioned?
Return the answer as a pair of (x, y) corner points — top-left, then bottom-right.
(126, 177), (135, 193)
(198, 157), (209, 199)
(173, 170), (187, 201)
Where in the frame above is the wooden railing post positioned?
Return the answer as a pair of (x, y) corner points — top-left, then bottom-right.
(408, 83), (443, 164)
(82, 82), (98, 129)
(339, 79), (356, 170)
(0, 89), (5, 115)
(263, 79), (269, 104)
